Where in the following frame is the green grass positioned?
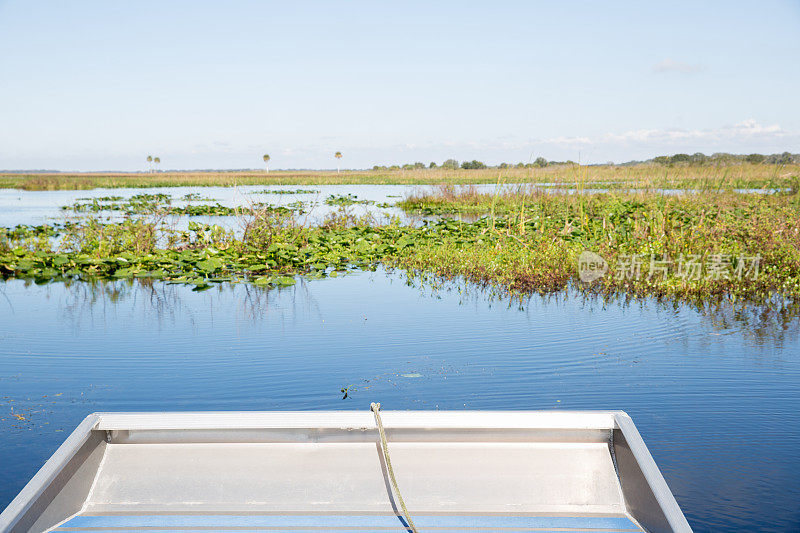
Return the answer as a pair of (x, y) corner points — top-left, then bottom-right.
(1, 162), (798, 190)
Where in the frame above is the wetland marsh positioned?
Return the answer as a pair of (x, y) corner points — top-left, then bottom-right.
(1, 170), (800, 532)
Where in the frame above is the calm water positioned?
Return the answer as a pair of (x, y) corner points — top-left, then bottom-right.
(0, 184), (425, 229)
(1, 272), (799, 532)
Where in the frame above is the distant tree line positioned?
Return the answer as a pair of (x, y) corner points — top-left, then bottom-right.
(153, 151), (796, 174)
(370, 152), (797, 171)
(371, 156), (566, 171)
(643, 152), (798, 166)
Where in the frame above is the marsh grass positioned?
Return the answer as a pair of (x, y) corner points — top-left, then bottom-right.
(2, 162), (798, 190)
(392, 187), (800, 303)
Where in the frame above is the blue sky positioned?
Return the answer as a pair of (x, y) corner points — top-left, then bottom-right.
(0, 0), (798, 170)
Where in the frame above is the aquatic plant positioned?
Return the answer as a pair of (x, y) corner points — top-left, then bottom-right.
(76, 195), (124, 202)
(180, 193), (215, 201)
(324, 194), (373, 206)
(2, 189), (799, 307)
(62, 196), (303, 217)
(254, 189), (319, 195)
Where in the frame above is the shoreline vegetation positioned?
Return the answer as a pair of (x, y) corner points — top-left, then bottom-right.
(1, 161), (799, 191)
(2, 184), (798, 313)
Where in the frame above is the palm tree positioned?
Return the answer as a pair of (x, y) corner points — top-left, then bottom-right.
(334, 151), (343, 174)
(262, 154), (270, 173)
(154, 156), (160, 172)
(147, 155), (153, 173)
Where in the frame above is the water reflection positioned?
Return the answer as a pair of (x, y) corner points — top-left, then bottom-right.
(3, 271), (799, 353)
(399, 272), (800, 349)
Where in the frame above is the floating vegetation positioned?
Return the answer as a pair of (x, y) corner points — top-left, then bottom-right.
(64, 193), (172, 214)
(324, 194), (374, 206)
(1, 388), (93, 431)
(285, 201), (307, 211)
(0, 216), (408, 288)
(171, 203), (240, 216)
(254, 189), (319, 195)
(173, 203), (300, 216)
(180, 193), (215, 201)
(62, 195), (303, 216)
(77, 195), (124, 202)
(2, 190), (799, 307)
(131, 193), (172, 203)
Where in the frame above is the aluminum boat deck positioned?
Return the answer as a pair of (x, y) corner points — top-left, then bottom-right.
(0, 411), (691, 533)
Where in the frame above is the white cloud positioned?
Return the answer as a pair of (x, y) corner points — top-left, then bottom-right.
(536, 120), (792, 148)
(652, 58), (704, 74)
(388, 120), (798, 165)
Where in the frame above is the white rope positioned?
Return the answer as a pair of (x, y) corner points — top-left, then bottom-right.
(371, 402), (419, 533)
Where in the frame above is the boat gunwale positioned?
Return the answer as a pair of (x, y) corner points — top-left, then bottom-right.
(0, 414), (99, 533)
(94, 410), (623, 431)
(614, 413), (692, 532)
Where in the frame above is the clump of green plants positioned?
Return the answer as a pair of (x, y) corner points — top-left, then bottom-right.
(180, 193), (215, 201)
(130, 193), (172, 203)
(391, 188), (800, 303)
(77, 195), (124, 202)
(174, 203), (301, 216)
(0, 224), (65, 254)
(254, 189), (319, 195)
(0, 217), (411, 290)
(64, 193), (173, 214)
(324, 194), (374, 206)
(62, 194), (303, 216)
